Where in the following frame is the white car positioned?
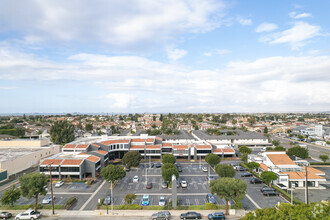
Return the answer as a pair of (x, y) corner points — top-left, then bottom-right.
(42, 196), (55, 204)
(55, 181), (64, 188)
(181, 180), (188, 188)
(202, 166), (208, 172)
(15, 209), (41, 220)
(159, 197), (166, 206)
(133, 176), (139, 183)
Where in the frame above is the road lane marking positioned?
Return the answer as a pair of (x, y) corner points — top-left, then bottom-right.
(79, 180), (106, 211)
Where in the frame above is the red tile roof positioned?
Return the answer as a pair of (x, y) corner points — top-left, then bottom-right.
(41, 159), (63, 166)
(61, 159), (83, 166)
(213, 149), (222, 153)
(76, 144), (89, 149)
(131, 139), (146, 142)
(63, 144), (76, 149)
(162, 143), (173, 147)
(259, 163), (268, 171)
(222, 149), (235, 153)
(146, 138), (155, 142)
(146, 145), (161, 149)
(155, 136), (162, 141)
(267, 154), (295, 165)
(173, 145), (188, 150)
(280, 172), (325, 180)
(101, 140), (130, 145)
(96, 150), (108, 155)
(196, 145), (212, 149)
(130, 145), (145, 149)
(87, 155), (100, 163)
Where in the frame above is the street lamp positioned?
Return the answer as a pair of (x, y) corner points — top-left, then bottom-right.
(48, 163), (55, 215)
(291, 184), (295, 205)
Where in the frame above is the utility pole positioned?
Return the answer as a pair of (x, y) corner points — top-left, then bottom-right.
(49, 164), (55, 215)
(145, 165), (148, 184)
(305, 166), (309, 205)
(111, 180), (113, 213)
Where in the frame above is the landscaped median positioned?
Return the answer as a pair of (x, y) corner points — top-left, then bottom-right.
(240, 163), (303, 204)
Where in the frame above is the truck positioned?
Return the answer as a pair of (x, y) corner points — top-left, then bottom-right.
(15, 209), (41, 220)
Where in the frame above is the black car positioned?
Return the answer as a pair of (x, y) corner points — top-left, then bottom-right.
(150, 162), (154, 168)
(152, 211), (172, 220)
(263, 190), (279, 196)
(0, 212), (12, 219)
(260, 186), (275, 192)
(146, 182), (153, 189)
(180, 212), (202, 219)
(177, 166), (182, 172)
(125, 166), (130, 172)
(236, 166), (246, 171)
(241, 172), (253, 177)
(156, 162), (162, 168)
(208, 212), (225, 220)
(250, 178), (263, 184)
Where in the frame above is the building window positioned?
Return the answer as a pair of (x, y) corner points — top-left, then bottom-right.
(61, 167), (80, 172)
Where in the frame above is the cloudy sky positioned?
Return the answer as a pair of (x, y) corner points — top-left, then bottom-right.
(0, 0), (330, 113)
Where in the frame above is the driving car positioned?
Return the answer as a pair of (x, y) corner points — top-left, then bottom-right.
(142, 195), (150, 206)
(146, 182), (153, 189)
(159, 197), (166, 206)
(202, 166), (208, 172)
(180, 212), (202, 219)
(208, 212), (225, 220)
(250, 178), (263, 184)
(42, 196), (55, 204)
(241, 172), (253, 177)
(133, 176), (139, 183)
(162, 181), (168, 189)
(0, 211), (12, 219)
(103, 195), (111, 205)
(151, 211), (171, 220)
(181, 180), (188, 188)
(206, 193), (216, 204)
(55, 181), (64, 187)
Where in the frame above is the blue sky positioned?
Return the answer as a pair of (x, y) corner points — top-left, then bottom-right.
(0, 0), (330, 113)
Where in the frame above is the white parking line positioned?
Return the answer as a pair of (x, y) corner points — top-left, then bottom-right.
(120, 198), (125, 205)
(186, 199), (190, 206)
(201, 184), (206, 190)
(79, 180), (106, 211)
(195, 199), (199, 205)
(246, 194), (261, 209)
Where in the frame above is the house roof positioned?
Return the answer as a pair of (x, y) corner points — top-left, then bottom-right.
(173, 145), (188, 150)
(162, 143), (173, 147)
(76, 144), (89, 149)
(41, 159), (63, 166)
(146, 138), (155, 142)
(86, 155), (100, 163)
(307, 167), (325, 175)
(213, 148), (222, 153)
(61, 159), (83, 166)
(131, 139), (146, 142)
(130, 145), (145, 149)
(267, 154), (295, 165)
(222, 148), (235, 153)
(63, 144), (76, 149)
(280, 172), (326, 180)
(146, 145), (161, 149)
(96, 150), (108, 155)
(196, 145), (212, 149)
(101, 140), (130, 145)
(259, 163), (268, 171)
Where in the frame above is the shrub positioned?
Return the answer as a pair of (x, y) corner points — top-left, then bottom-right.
(205, 203), (217, 210)
(310, 162), (330, 165)
(65, 196), (77, 209)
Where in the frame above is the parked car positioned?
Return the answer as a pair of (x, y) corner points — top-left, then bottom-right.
(151, 211), (171, 220)
(208, 175), (214, 181)
(181, 180), (188, 188)
(208, 212), (225, 220)
(133, 176), (139, 183)
(236, 166), (246, 171)
(142, 195), (150, 206)
(176, 179), (181, 188)
(15, 209), (41, 220)
(263, 190), (279, 196)
(42, 196), (55, 204)
(241, 172), (253, 177)
(103, 195), (111, 205)
(146, 182), (153, 189)
(250, 178), (263, 184)
(55, 181), (64, 188)
(162, 181), (168, 189)
(159, 196), (166, 206)
(177, 166), (183, 172)
(150, 162), (154, 168)
(125, 166), (130, 172)
(202, 166), (208, 172)
(206, 193), (216, 204)
(0, 211), (12, 219)
(260, 186), (275, 192)
(156, 163), (162, 168)
(180, 212), (202, 219)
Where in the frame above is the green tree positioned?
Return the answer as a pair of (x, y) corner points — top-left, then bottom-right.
(215, 164), (235, 178)
(260, 171), (278, 186)
(205, 153), (221, 168)
(232, 119), (237, 125)
(85, 123), (93, 131)
(125, 193), (137, 204)
(121, 151), (142, 167)
(162, 154), (176, 164)
(287, 146), (309, 159)
(274, 146), (286, 151)
(101, 165), (126, 183)
(319, 155), (329, 163)
(1, 185), (21, 206)
(161, 163), (179, 183)
(50, 120), (75, 144)
(19, 173), (48, 212)
(264, 126), (268, 134)
(239, 146), (252, 154)
(210, 178), (247, 215)
(240, 153), (248, 163)
(297, 134), (305, 140)
(272, 140), (280, 146)
(246, 162), (260, 170)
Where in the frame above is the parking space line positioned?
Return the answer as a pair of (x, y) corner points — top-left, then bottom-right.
(201, 184), (206, 190)
(120, 198), (125, 205)
(79, 180), (106, 211)
(195, 199), (199, 205)
(246, 194), (261, 209)
(186, 198), (190, 205)
(194, 184), (198, 190)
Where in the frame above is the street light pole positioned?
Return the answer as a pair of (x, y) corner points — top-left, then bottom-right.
(305, 166), (309, 205)
(49, 164), (55, 215)
(291, 185), (295, 205)
(111, 180), (113, 213)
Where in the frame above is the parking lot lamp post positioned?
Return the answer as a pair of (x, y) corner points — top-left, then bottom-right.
(291, 185), (295, 205)
(110, 180), (113, 213)
(199, 156), (201, 169)
(49, 163), (55, 215)
(145, 164), (148, 184)
(208, 164), (210, 184)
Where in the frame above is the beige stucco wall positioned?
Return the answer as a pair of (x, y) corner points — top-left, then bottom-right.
(0, 139), (49, 148)
(0, 145), (61, 177)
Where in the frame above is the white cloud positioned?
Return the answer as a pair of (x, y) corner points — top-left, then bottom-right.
(1, 47), (330, 112)
(237, 17), (252, 26)
(0, 0), (226, 48)
(0, 86), (17, 90)
(167, 48), (187, 60)
(255, 23), (278, 32)
(203, 52), (212, 56)
(289, 12), (312, 19)
(262, 22), (321, 49)
(203, 49), (230, 56)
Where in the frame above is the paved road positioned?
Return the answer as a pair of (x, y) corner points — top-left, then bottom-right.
(271, 135), (330, 161)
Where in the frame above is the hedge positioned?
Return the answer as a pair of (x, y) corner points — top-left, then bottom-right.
(310, 162), (330, 166)
(0, 204), (64, 210)
(64, 196), (77, 209)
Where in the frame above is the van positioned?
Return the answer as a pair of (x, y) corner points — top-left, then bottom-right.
(142, 195), (150, 206)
